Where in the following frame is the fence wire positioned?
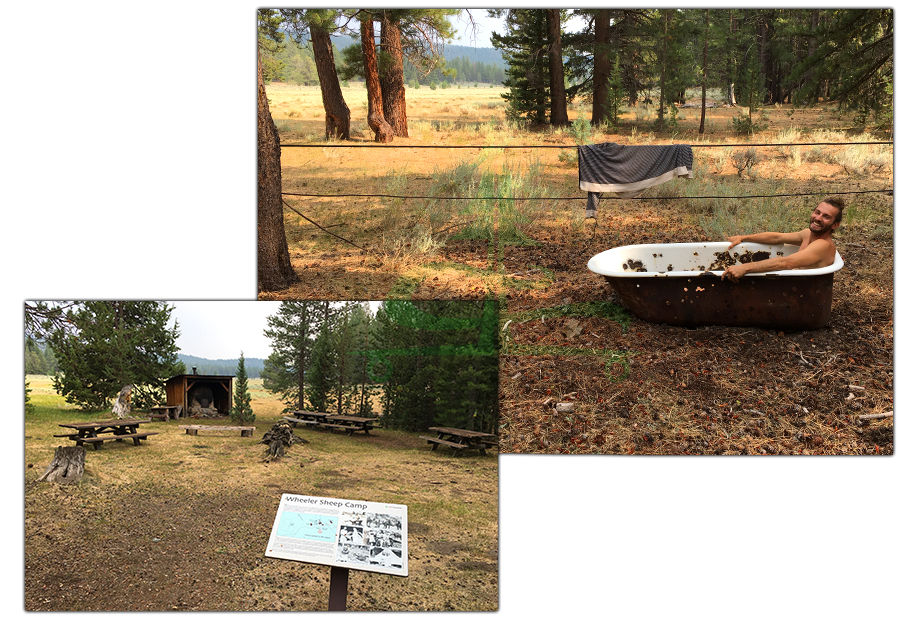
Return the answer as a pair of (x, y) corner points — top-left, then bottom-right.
(282, 141), (893, 149)
(283, 189), (892, 202)
(281, 139), (893, 202)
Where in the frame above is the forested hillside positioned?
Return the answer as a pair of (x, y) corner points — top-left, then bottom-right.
(264, 32), (506, 86)
(25, 340), (266, 379)
(178, 354), (266, 378)
(25, 341), (57, 375)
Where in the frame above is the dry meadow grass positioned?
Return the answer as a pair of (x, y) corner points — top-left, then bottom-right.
(261, 81), (892, 302)
(24, 375), (497, 610)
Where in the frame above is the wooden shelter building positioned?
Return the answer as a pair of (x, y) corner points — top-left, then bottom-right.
(165, 373), (234, 418)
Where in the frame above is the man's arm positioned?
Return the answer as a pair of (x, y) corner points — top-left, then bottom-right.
(722, 239), (833, 282)
(726, 229), (806, 249)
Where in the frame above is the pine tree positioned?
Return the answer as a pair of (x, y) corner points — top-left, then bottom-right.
(232, 352), (256, 425)
(25, 377), (33, 413)
(491, 9), (551, 124)
(306, 304), (337, 412)
(262, 301), (326, 411)
(371, 301), (498, 433)
(47, 301), (183, 411)
(787, 9), (892, 123)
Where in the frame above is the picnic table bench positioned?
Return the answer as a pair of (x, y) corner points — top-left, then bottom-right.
(285, 410), (329, 429)
(179, 424), (256, 437)
(56, 419), (158, 450)
(147, 405), (181, 421)
(420, 427), (498, 456)
(325, 415), (379, 435)
(284, 415), (320, 427)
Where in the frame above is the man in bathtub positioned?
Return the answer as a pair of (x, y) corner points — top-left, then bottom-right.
(721, 197), (843, 283)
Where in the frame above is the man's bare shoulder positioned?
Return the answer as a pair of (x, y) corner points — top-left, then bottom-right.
(789, 237), (836, 268)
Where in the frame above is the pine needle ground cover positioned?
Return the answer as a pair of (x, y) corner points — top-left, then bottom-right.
(261, 84), (893, 456)
(24, 376), (498, 610)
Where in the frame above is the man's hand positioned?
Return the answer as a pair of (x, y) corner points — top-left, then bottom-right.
(722, 264), (748, 283)
(726, 236), (743, 250)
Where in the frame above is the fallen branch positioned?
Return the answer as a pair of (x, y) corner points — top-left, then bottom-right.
(282, 198), (364, 250)
(859, 411), (893, 420)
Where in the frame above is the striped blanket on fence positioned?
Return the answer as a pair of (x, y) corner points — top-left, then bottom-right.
(578, 143), (694, 217)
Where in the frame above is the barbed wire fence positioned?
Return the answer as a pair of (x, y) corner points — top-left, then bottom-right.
(278, 140), (892, 246)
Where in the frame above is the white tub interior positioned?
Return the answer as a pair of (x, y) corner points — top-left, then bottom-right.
(587, 242), (844, 278)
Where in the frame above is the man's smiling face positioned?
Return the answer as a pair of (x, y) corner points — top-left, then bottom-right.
(809, 202), (839, 234)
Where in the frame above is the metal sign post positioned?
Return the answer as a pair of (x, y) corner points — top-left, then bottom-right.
(327, 566), (350, 611)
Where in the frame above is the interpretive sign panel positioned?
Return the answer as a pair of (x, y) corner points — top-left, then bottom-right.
(265, 493), (409, 577)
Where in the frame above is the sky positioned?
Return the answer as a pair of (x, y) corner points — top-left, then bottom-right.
(449, 9), (588, 48)
(168, 301), (282, 360)
(169, 301), (382, 360)
(449, 9), (507, 48)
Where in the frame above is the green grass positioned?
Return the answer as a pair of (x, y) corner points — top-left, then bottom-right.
(502, 301), (632, 330)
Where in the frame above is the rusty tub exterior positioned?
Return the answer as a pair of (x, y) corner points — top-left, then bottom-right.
(587, 242), (843, 330)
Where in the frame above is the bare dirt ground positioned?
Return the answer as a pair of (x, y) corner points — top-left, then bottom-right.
(24, 387), (498, 611)
(498, 238), (893, 455)
(260, 85), (892, 456)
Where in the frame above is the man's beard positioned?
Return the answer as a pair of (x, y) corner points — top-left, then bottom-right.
(809, 218), (831, 233)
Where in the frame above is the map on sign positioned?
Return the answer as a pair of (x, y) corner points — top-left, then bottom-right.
(276, 513), (337, 543)
(265, 493), (409, 577)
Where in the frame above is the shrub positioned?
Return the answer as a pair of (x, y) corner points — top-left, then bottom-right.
(570, 110), (592, 145)
(731, 112), (768, 135)
(731, 147), (765, 178)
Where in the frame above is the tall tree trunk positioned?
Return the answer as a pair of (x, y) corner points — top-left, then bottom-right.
(361, 18), (394, 143)
(310, 25), (350, 140)
(257, 48), (296, 292)
(627, 50), (638, 106)
(380, 15), (409, 137)
(546, 9), (568, 126)
(759, 11), (774, 104)
(657, 10), (669, 131)
(802, 9), (820, 102)
(360, 322), (369, 416)
(591, 9), (611, 125)
(699, 9), (709, 134)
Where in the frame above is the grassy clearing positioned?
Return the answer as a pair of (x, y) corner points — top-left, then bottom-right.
(24, 375), (497, 610)
(264, 81), (892, 302)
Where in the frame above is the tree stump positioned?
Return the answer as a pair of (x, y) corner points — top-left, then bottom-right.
(260, 419), (307, 462)
(111, 384), (133, 419)
(38, 446), (86, 484)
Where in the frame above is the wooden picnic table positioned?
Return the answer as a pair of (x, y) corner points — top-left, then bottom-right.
(285, 410), (330, 429)
(285, 412), (378, 435)
(55, 419), (158, 450)
(148, 405), (180, 421)
(323, 415), (379, 435)
(290, 410), (330, 421)
(420, 427), (498, 456)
